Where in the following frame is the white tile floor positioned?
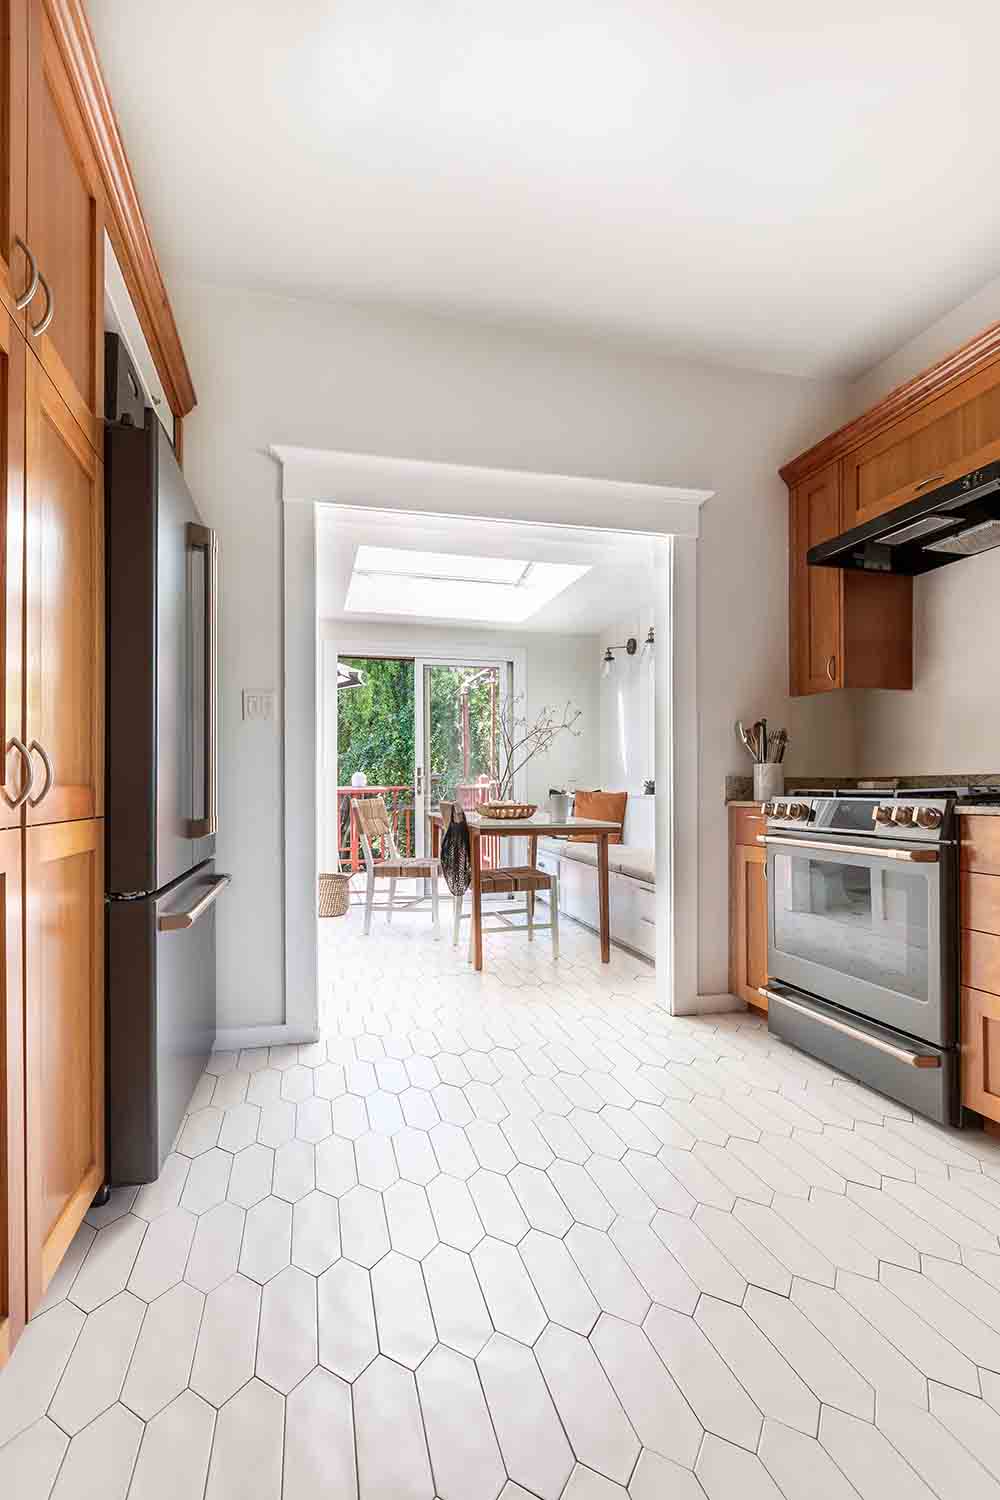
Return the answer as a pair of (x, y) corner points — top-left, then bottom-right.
(5, 900), (1000, 1497)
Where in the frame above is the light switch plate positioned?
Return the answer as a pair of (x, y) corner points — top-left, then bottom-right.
(243, 689), (276, 722)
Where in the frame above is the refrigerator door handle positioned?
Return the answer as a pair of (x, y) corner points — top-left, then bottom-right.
(159, 873), (231, 931)
(187, 521), (218, 839)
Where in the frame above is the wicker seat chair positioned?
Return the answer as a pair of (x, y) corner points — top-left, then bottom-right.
(354, 794), (441, 936)
(441, 801), (559, 960)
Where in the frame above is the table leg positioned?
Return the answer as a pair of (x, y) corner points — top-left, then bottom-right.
(598, 833), (610, 963)
(471, 829), (484, 971)
(528, 833), (538, 927)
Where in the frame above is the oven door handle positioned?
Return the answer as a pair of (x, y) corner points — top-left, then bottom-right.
(760, 987), (941, 1068)
(758, 835), (938, 863)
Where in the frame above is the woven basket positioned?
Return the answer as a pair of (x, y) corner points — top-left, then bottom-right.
(477, 802), (538, 820)
(318, 872), (351, 918)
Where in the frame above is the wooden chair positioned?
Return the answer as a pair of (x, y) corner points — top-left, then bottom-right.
(354, 795), (441, 936)
(441, 802), (560, 960)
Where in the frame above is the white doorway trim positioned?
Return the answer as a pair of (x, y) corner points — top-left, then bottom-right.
(272, 444), (711, 1048)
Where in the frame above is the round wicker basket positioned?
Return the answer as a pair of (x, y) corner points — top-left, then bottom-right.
(476, 802), (538, 820)
(318, 872), (351, 918)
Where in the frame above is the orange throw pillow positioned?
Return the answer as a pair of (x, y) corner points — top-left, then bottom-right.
(569, 790), (627, 844)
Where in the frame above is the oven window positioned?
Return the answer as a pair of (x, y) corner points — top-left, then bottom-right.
(772, 853), (929, 1002)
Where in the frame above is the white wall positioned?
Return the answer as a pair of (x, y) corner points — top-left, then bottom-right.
(848, 280), (1000, 777)
(318, 618), (602, 865)
(173, 280), (849, 1023)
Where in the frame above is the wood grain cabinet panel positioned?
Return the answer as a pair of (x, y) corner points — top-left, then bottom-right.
(0, 312), (26, 829)
(0, 0), (29, 329)
(25, 0), (104, 451)
(961, 986), (1000, 1125)
(24, 354), (103, 825)
(729, 805), (766, 849)
(961, 871), (1000, 938)
(24, 817), (103, 1310)
(0, 828), (25, 1369)
(789, 460), (843, 695)
(961, 818), (1000, 876)
(729, 811), (768, 1013)
(962, 928), (1000, 1000)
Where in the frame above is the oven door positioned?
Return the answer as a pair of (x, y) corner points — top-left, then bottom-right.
(765, 834), (954, 1046)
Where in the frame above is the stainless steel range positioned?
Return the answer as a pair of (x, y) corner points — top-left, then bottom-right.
(759, 786), (994, 1125)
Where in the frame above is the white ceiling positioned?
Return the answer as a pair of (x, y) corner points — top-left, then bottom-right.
(316, 507), (656, 634)
(90, 0), (1000, 379)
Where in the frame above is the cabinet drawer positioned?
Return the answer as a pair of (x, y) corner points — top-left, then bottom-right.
(962, 872), (1000, 937)
(960, 818), (1000, 875)
(729, 806), (765, 848)
(962, 927), (1000, 996)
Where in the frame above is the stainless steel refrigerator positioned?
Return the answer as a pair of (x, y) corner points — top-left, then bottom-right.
(105, 336), (228, 1184)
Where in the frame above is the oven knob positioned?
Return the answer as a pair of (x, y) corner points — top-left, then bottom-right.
(772, 801), (787, 818)
(873, 805), (894, 824)
(892, 805), (915, 825)
(788, 802), (809, 820)
(762, 801), (775, 816)
(916, 806), (942, 829)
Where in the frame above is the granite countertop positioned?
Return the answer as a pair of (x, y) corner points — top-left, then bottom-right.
(958, 805), (1000, 816)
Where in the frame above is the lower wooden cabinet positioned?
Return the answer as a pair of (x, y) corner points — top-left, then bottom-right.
(24, 817), (104, 1312)
(961, 986), (1000, 1124)
(729, 806), (768, 1013)
(0, 829), (25, 1369)
(960, 818), (1000, 1128)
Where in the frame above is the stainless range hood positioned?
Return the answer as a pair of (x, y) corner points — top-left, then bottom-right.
(808, 460), (1000, 574)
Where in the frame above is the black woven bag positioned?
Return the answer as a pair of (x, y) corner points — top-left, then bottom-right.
(440, 806), (472, 897)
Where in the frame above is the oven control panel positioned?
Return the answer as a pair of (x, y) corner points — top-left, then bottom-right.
(763, 796), (950, 840)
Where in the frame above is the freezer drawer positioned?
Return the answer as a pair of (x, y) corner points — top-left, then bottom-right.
(108, 861), (226, 1184)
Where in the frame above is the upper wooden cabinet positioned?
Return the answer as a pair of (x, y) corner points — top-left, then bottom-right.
(25, 0), (104, 452)
(788, 458), (912, 695)
(0, 827), (25, 1368)
(0, 0), (31, 331)
(24, 353), (104, 824)
(0, 311), (27, 829)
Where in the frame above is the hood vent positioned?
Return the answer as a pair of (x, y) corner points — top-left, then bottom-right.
(808, 460), (1000, 574)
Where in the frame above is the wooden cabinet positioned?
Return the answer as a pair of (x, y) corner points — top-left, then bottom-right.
(960, 818), (1000, 1128)
(0, 0), (30, 329)
(24, 354), (103, 824)
(24, 818), (103, 1308)
(788, 458), (912, 696)
(0, 311), (26, 829)
(729, 806), (768, 1013)
(25, 0), (104, 452)
(0, 828), (25, 1367)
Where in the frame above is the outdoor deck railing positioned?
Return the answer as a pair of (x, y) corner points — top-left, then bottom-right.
(336, 779), (503, 873)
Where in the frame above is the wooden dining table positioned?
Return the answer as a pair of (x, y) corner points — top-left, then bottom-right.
(429, 810), (621, 971)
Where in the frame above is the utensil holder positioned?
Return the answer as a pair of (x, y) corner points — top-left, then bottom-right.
(753, 764), (784, 802)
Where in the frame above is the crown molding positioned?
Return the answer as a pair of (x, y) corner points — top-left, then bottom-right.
(47, 0), (196, 416)
(780, 318), (1000, 487)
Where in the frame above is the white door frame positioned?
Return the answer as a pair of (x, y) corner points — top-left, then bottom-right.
(272, 444), (711, 1049)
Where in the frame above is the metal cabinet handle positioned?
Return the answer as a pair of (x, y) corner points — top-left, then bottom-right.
(13, 237), (39, 311)
(2, 737), (34, 809)
(27, 740), (53, 807)
(29, 271), (53, 337)
(826, 654), (836, 682)
(913, 473), (945, 492)
(159, 874), (231, 931)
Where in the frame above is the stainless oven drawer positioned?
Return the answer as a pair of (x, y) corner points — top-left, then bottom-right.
(764, 982), (958, 1126)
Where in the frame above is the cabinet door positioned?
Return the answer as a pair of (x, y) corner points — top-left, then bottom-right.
(25, 0), (104, 451)
(0, 828), (24, 1368)
(961, 986), (1000, 1126)
(0, 0), (30, 328)
(789, 460), (843, 695)
(25, 817), (103, 1310)
(730, 842), (768, 1011)
(0, 311), (27, 828)
(25, 354), (103, 825)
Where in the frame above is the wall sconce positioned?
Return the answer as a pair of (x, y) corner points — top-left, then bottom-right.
(640, 625), (655, 658)
(602, 637), (637, 679)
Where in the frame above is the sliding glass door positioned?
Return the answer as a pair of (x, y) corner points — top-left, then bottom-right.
(414, 659), (511, 859)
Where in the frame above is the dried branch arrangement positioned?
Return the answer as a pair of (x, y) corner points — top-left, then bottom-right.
(497, 694), (582, 800)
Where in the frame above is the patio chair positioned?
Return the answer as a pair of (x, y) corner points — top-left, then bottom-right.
(354, 794), (441, 936)
(441, 801), (559, 960)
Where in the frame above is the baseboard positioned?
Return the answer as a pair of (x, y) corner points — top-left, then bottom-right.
(213, 1021), (319, 1052)
(688, 992), (748, 1016)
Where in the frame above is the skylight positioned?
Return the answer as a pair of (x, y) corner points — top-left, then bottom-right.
(345, 545), (590, 623)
